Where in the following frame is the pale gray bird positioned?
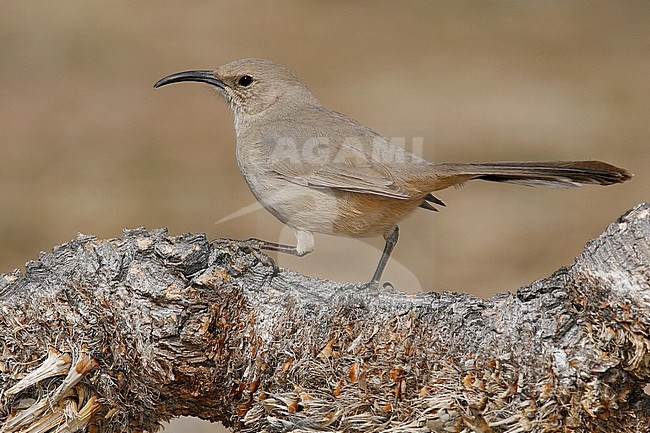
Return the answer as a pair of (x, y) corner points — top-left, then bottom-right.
(154, 58), (631, 283)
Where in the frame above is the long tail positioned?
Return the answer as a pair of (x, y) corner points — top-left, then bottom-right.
(428, 160), (632, 190)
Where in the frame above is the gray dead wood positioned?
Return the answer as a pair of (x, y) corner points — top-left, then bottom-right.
(0, 204), (648, 433)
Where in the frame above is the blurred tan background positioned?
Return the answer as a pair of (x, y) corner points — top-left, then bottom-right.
(1, 1), (648, 431)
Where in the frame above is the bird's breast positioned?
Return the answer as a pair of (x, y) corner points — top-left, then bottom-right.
(235, 139), (341, 234)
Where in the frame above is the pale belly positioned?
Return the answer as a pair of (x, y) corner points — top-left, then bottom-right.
(240, 168), (421, 238)
(242, 170), (341, 234)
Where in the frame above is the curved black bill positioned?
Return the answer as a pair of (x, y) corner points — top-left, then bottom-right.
(154, 70), (224, 89)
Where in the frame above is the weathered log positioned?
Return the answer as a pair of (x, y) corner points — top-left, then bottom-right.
(0, 204), (648, 433)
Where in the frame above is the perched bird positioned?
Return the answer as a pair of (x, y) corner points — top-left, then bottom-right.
(155, 58), (631, 282)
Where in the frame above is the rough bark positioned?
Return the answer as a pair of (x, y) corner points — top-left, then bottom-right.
(0, 204), (648, 433)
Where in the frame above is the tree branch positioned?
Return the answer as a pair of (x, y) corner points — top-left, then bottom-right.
(1, 204), (648, 433)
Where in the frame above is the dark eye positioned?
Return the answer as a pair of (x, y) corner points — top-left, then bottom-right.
(238, 75), (253, 87)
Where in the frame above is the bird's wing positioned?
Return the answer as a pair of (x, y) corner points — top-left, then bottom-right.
(260, 107), (435, 199)
(264, 119), (414, 199)
(271, 143), (410, 199)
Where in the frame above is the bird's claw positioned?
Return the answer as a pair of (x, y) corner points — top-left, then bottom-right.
(240, 239), (280, 275)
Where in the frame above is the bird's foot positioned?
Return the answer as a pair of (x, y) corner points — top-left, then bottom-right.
(210, 237), (237, 248)
(209, 238), (279, 275)
(240, 239), (280, 275)
(365, 279), (395, 295)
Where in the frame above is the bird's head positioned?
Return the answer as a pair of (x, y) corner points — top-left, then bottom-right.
(154, 58), (318, 120)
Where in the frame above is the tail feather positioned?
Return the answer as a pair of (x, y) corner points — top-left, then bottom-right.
(433, 160), (632, 190)
(419, 193), (446, 212)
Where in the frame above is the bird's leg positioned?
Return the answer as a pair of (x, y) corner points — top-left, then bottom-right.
(218, 229), (314, 272)
(243, 238), (302, 255)
(245, 229), (314, 257)
(371, 226), (399, 283)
